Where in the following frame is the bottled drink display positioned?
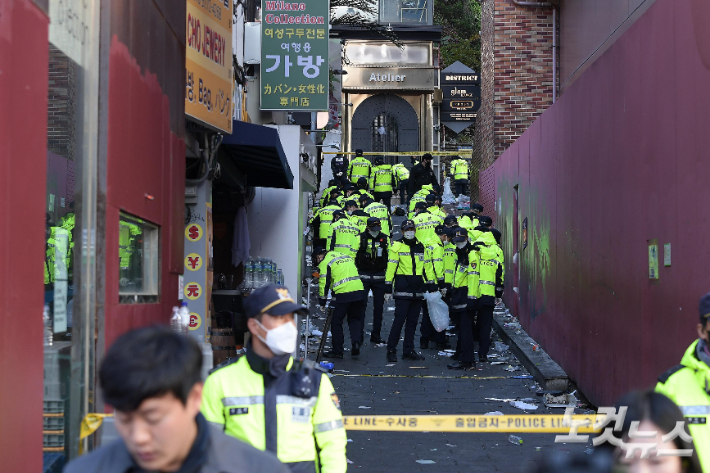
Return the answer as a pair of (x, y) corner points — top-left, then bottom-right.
(179, 301), (190, 334)
(243, 257), (282, 289)
(170, 306), (182, 333)
(43, 304), (53, 347)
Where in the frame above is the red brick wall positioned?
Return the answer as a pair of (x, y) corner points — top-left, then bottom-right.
(473, 0), (555, 198)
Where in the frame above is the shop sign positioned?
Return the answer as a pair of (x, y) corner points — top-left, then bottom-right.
(185, 0), (234, 133)
(342, 67), (436, 90)
(260, 0), (330, 110)
(441, 72), (481, 122)
(49, 0), (90, 66)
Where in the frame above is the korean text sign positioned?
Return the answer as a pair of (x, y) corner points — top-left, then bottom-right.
(261, 0), (329, 110)
(186, 0), (234, 133)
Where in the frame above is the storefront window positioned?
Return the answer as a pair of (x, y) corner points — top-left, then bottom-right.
(119, 213), (160, 303)
(44, 0), (101, 468)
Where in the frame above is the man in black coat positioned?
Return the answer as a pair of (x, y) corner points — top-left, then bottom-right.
(408, 153), (439, 197)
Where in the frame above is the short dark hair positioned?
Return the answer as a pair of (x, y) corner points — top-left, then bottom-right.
(100, 326), (203, 412)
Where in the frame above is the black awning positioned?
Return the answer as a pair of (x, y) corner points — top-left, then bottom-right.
(220, 121), (294, 189)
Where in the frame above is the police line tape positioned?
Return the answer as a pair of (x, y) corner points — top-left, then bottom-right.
(321, 151), (468, 156)
(342, 414), (601, 433)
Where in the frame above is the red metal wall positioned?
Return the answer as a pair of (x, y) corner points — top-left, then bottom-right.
(104, 0), (186, 348)
(0, 0), (49, 470)
(481, 0), (710, 406)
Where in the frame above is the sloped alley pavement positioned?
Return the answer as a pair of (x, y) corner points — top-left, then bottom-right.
(302, 294), (593, 473)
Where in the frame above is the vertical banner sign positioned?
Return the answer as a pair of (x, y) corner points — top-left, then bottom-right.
(260, 0), (330, 111)
(186, 0), (234, 133)
(648, 240), (659, 280)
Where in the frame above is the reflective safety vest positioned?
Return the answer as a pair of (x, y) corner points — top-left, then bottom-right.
(319, 185), (338, 208)
(349, 210), (370, 233)
(370, 164), (394, 193)
(474, 232), (504, 299)
(351, 189), (374, 207)
(443, 242), (456, 286)
(423, 236), (445, 287)
(385, 239), (435, 299)
(202, 353), (347, 473)
(450, 159), (469, 181)
(364, 202), (392, 236)
(392, 163), (410, 186)
(413, 211), (438, 244)
(119, 221), (142, 270)
(318, 252), (364, 303)
(450, 250), (473, 312)
(348, 157), (371, 183)
(428, 206), (446, 224)
(328, 218), (361, 258)
(467, 250), (481, 304)
(311, 205), (341, 240)
(655, 340), (710, 473)
(459, 214), (479, 233)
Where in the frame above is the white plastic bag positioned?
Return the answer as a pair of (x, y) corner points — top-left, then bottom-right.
(423, 292), (449, 332)
(442, 177), (457, 204)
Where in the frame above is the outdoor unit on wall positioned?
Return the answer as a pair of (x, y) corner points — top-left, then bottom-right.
(244, 22), (261, 64)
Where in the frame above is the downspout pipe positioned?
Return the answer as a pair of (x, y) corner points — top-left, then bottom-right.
(511, 0), (557, 103)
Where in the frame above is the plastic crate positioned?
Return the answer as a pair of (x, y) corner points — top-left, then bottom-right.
(43, 416), (65, 431)
(43, 399), (64, 414)
(43, 433), (65, 448)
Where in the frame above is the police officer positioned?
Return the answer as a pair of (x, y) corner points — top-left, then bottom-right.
(470, 215), (493, 243)
(413, 201), (438, 243)
(408, 153), (438, 196)
(392, 162), (410, 203)
(471, 227), (504, 363)
(420, 225), (452, 349)
(370, 156), (395, 207)
(310, 201), (340, 250)
(355, 217), (389, 345)
(361, 195), (392, 236)
(449, 156), (470, 196)
(331, 154), (349, 186)
(319, 180), (338, 208)
(385, 219), (435, 362)
(448, 228), (475, 368)
(202, 284), (347, 473)
(354, 177), (375, 203)
(329, 209), (361, 258)
(443, 215), (458, 229)
(348, 149), (371, 184)
(345, 199), (370, 233)
(315, 247), (366, 359)
(656, 293), (710, 472)
(459, 204), (483, 233)
(408, 184), (435, 217)
(425, 194), (445, 224)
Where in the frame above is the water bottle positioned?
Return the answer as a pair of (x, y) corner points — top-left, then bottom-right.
(244, 259), (254, 290)
(170, 306), (182, 333)
(268, 260), (275, 283)
(43, 304), (53, 347)
(179, 301), (190, 334)
(254, 258), (262, 287)
(277, 269), (283, 286)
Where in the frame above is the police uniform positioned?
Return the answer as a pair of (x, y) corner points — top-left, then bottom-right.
(419, 231), (449, 349)
(363, 200), (392, 236)
(392, 163), (410, 203)
(328, 213), (361, 259)
(370, 161), (395, 207)
(202, 285), (347, 473)
(413, 206), (438, 244)
(319, 250), (366, 357)
(449, 157), (470, 196)
(385, 221), (436, 361)
(347, 152), (371, 184)
(473, 231), (504, 361)
(330, 155), (349, 186)
(355, 218), (390, 344)
(309, 202), (341, 249)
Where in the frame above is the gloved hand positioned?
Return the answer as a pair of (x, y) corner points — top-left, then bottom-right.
(495, 286), (504, 298)
(384, 293), (393, 303)
(440, 287), (447, 298)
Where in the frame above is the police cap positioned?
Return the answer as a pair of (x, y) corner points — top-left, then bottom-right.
(472, 203), (484, 212)
(344, 200), (358, 208)
(699, 293), (710, 324)
(357, 177), (368, 188)
(414, 201), (427, 210)
(244, 284), (307, 318)
(425, 194), (436, 203)
(435, 225), (454, 238)
(359, 194), (372, 205)
(375, 156), (384, 165)
(452, 228), (468, 243)
(333, 209), (346, 220)
(401, 219), (416, 231)
(355, 149), (364, 156)
(443, 215), (458, 227)
(478, 215), (493, 227)
(366, 217), (381, 231)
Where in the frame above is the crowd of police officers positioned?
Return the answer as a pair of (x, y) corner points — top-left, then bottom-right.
(309, 151), (503, 368)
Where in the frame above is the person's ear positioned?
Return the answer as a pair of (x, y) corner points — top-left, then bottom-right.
(247, 318), (262, 337)
(186, 382), (203, 414)
(698, 322), (710, 342)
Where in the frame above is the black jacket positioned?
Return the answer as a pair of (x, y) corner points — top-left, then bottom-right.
(355, 231), (389, 274)
(408, 163), (438, 195)
(64, 413), (289, 473)
(331, 156), (349, 176)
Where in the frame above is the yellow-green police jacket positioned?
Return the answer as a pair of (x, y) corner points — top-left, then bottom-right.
(450, 158), (469, 181)
(443, 242), (456, 287)
(385, 239), (436, 299)
(474, 232), (505, 303)
(423, 235), (445, 288)
(202, 351), (347, 473)
(318, 251), (365, 305)
(655, 339), (710, 473)
(370, 164), (394, 193)
(348, 157), (371, 183)
(364, 201), (392, 236)
(328, 218), (361, 258)
(413, 211), (438, 244)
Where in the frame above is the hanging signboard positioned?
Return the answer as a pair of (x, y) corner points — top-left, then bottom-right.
(260, 0), (330, 111)
(441, 72), (481, 122)
(185, 0), (234, 133)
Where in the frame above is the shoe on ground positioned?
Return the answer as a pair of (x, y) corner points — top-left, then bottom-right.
(387, 350), (398, 363)
(447, 361), (474, 370)
(323, 351), (343, 359)
(402, 351), (425, 361)
(478, 355), (489, 362)
(420, 340), (430, 349)
(352, 342), (361, 357)
(436, 342), (451, 350)
(451, 352), (460, 361)
(370, 335), (385, 344)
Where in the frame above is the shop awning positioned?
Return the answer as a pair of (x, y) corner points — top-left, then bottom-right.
(220, 121), (294, 189)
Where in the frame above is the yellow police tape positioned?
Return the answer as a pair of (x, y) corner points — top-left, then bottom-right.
(342, 414), (601, 433)
(321, 151), (468, 156)
(332, 374), (509, 380)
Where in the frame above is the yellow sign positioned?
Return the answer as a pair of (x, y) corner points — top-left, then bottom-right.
(185, 253), (203, 271)
(185, 223), (203, 242)
(343, 415), (601, 433)
(185, 0), (234, 133)
(189, 312), (202, 330)
(184, 282), (203, 300)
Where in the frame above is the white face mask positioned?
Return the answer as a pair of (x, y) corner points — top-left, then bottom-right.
(255, 319), (298, 355)
(347, 210), (354, 215)
(403, 231), (416, 240)
(456, 241), (467, 249)
(368, 229), (380, 237)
